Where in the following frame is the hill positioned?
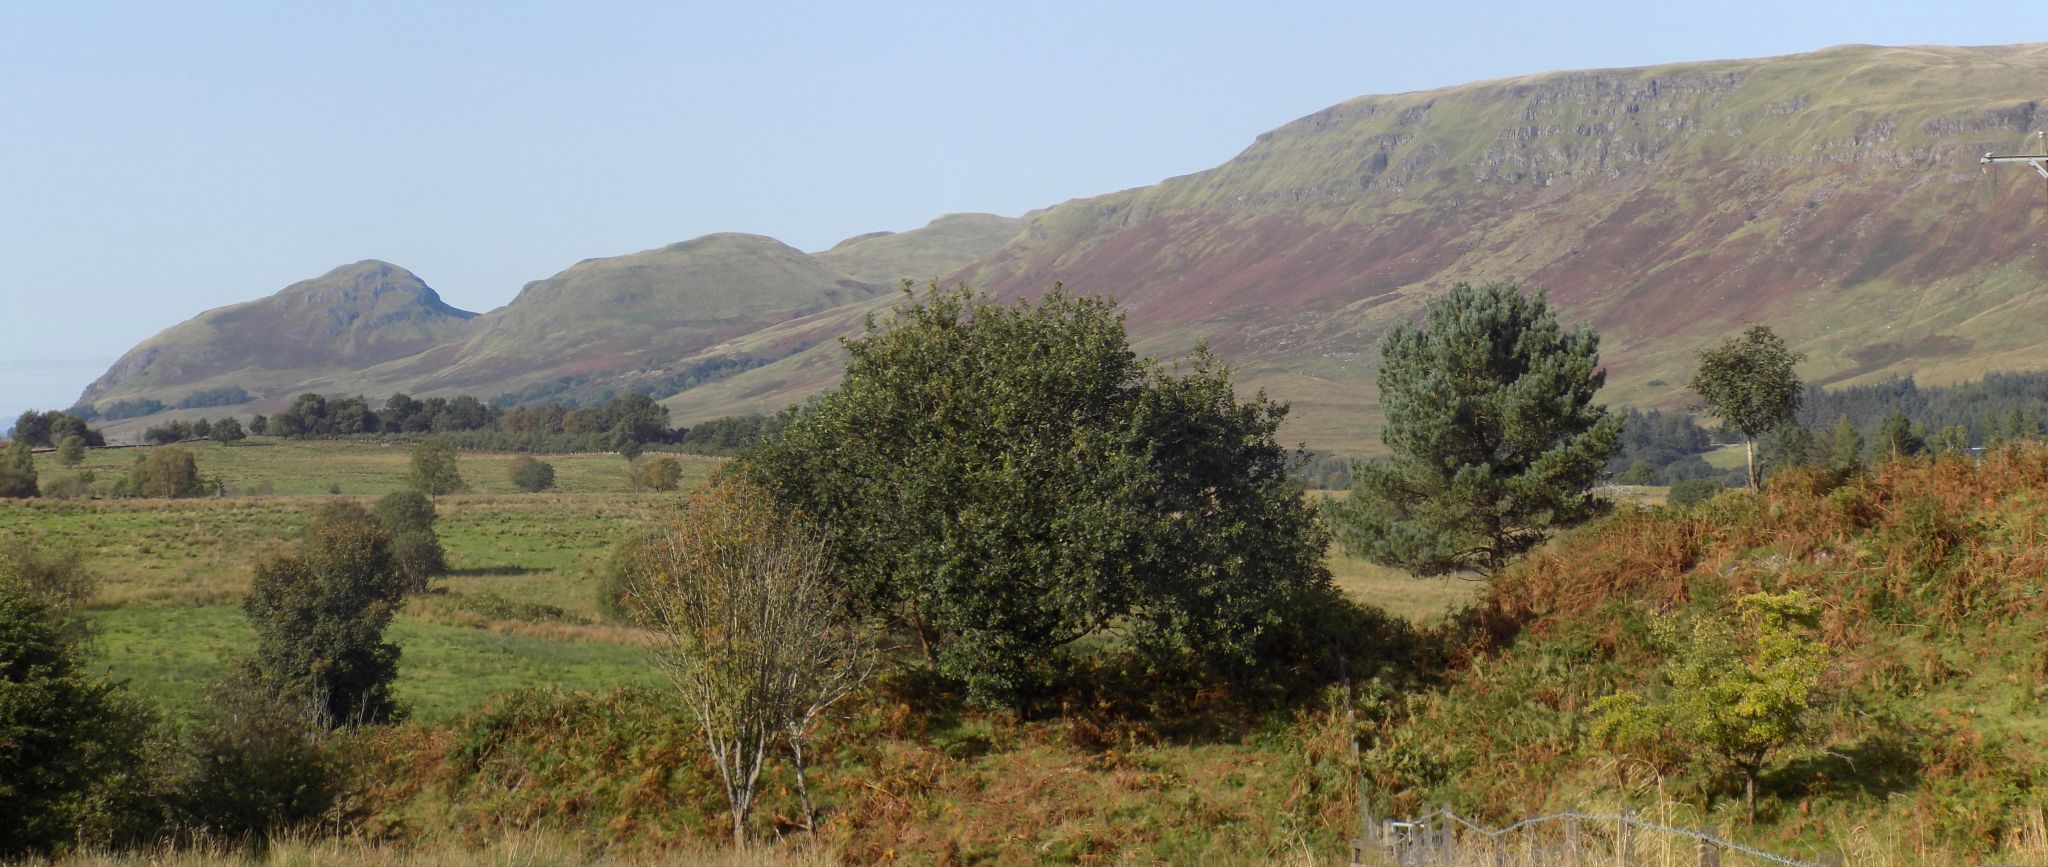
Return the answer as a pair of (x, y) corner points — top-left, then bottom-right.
(944, 43), (2048, 451)
(814, 212), (1024, 285)
(77, 261), (478, 411)
(75, 45), (2048, 452)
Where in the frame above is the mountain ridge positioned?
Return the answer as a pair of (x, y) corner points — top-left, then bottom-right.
(72, 44), (2048, 452)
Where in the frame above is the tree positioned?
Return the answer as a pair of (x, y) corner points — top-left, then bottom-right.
(243, 508), (408, 726)
(12, 411), (53, 448)
(190, 418), (214, 440)
(1593, 591), (1830, 817)
(1826, 417), (1864, 472)
(1667, 477), (1723, 508)
(1869, 409), (1925, 462)
(1690, 326), (1805, 490)
(404, 437), (465, 497)
(745, 286), (1331, 705)
(0, 551), (156, 856)
(509, 455), (556, 492)
(372, 490), (445, 593)
(631, 455), (683, 491)
(1326, 282), (1621, 578)
(128, 447), (204, 498)
(1932, 425), (1971, 457)
(210, 416), (246, 444)
(249, 414), (269, 436)
(56, 436), (85, 467)
(0, 441), (38, 498)
(1617, 459), (1661, 486)
(624, 477), (875, 844)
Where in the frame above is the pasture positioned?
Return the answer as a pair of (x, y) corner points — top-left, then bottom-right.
(3, 438), (1474, 721)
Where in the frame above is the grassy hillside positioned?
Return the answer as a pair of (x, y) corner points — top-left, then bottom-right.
(78, 261), (479, 414)
(1360, 447), (2048, 862)
(814, 213), (1023, 285)
(947, 43), (2048, 453)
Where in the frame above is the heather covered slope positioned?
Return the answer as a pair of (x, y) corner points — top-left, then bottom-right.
(77, 261), (478, 412)
(955, 43), (2048, 452)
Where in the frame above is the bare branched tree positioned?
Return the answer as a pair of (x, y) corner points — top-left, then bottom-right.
(625, 476), (875, 845)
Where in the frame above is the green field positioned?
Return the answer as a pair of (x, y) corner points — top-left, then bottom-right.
(7, 438), (1477, 722)
(0, 439), (727, 719)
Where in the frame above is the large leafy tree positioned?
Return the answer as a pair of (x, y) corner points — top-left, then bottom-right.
(744, 286), (1329, 706)
(1690, 325), (1804, 489)
(1327, 282), (1620, 578)
(243, 508), (408, 726)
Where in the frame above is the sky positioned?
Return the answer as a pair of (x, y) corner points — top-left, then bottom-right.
(1, 0), (2041, 424)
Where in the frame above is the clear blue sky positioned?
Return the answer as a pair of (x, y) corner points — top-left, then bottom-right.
(1, 0), (2038, 424)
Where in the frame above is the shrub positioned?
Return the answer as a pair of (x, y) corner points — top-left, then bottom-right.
(55, 435), (85, 466)
(373, 490), (445, 593)
(630, 455), (683, 491)
(1667, 477), (1723, 508)
(594, 530), (662, 623)
(404, 437), (465, 497)
(174, 672), (339, 839)
(509, 455), (556, 492)
(0, 440), (36, 498)
(128, 447), (204, 498)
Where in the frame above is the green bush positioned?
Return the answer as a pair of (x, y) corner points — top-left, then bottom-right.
(630, 455), (682, 491)
(128, 447), (204, 498)
(1667, 477), (1724, 508)
(509, 455), (556, 492)
(0, 440), (36, 498)
(56, 435), (85, 466)
(174, 672), (339, 839)
(373, 490), (445, 592)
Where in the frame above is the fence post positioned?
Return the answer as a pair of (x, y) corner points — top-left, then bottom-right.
(1698, 826), (1720, 867)
(1618, 807), (1634, 867)
(1564, 810), (1581, 867)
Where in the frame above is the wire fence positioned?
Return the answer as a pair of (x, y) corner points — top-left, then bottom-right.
(1351, 805), (1822, 867)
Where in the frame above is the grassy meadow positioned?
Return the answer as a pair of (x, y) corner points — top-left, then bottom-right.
(2, 439), (721, 722)
(4, 438), (1472, 725)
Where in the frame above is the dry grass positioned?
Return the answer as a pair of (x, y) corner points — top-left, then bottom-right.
(1328, 550), (1483, 623)
(43, 832), (837, 866)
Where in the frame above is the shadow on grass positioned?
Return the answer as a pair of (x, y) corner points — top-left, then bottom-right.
(443, 565), (544, 577)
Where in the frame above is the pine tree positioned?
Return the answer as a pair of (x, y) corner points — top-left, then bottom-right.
(1326, 282), (1621, 577)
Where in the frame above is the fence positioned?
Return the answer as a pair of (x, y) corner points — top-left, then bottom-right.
(1350, 805), (1823, 867)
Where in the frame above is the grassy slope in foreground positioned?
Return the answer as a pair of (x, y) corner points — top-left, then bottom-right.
(1366, 447), (2048, 862)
